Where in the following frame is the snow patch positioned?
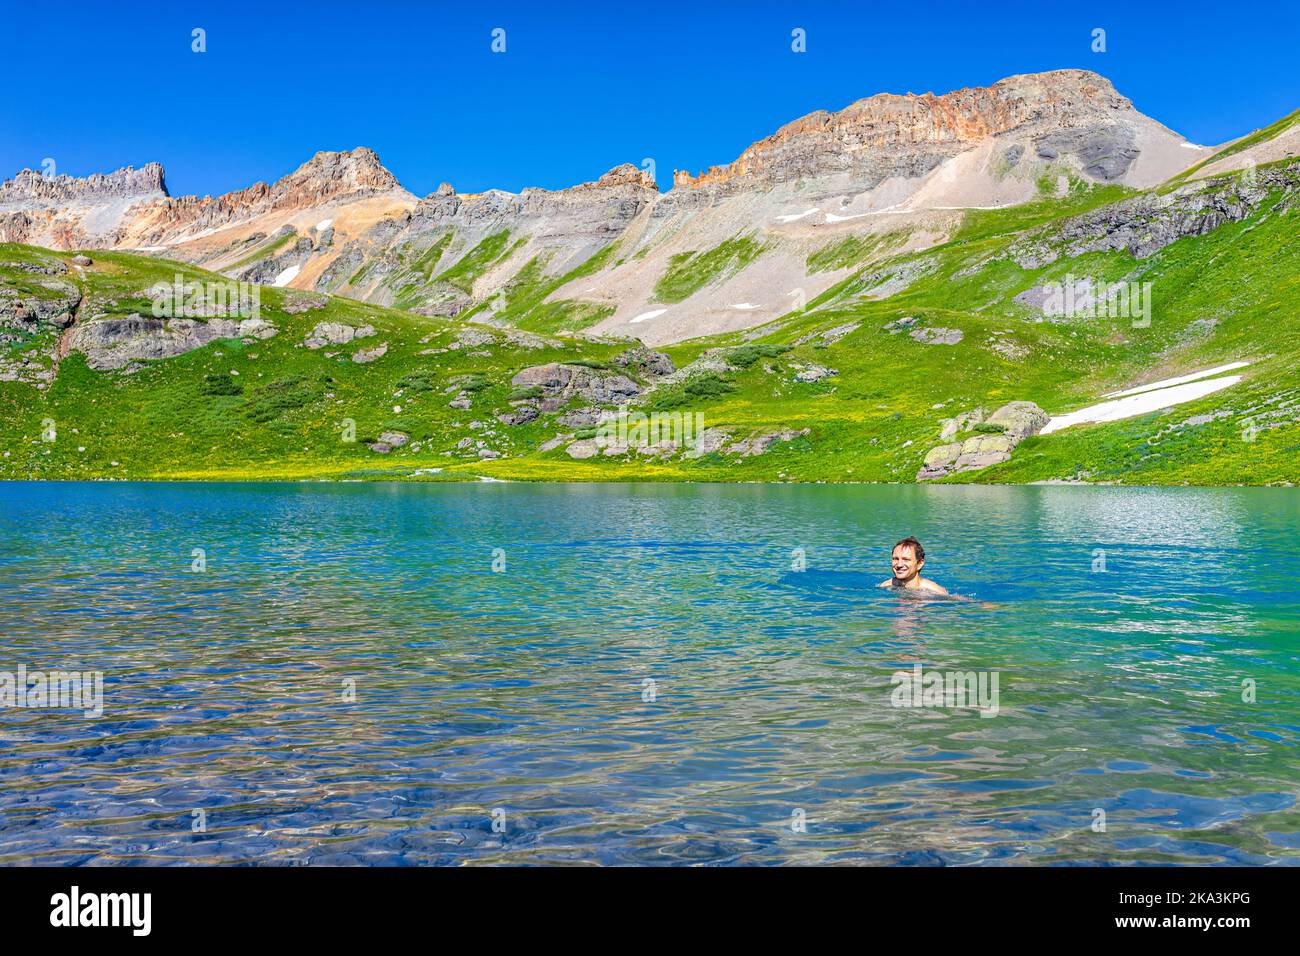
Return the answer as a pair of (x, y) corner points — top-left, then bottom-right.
(824, 211), (870, 223)
(775, 208), (819, 223)
(1042, 376), (1243, 435)
(315, 218), (334, 231)
(273, 264), (302, 287)
(630, 308), (668, 324)
(1103, 361), (1252, 398)
(729, 302), (761, 310)
(1179, 142), (1208, 150)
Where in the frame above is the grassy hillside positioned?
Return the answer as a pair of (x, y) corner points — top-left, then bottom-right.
(2, 156), (1298, 485)
(1165, 108), (1300, 187)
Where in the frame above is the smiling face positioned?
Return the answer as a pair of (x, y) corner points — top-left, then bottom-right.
(891, 544), (924, 582)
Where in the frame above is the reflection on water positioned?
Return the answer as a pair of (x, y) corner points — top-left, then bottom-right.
(1, 482), (1298, 865)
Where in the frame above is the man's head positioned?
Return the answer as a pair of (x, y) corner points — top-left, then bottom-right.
(891, 536), (926, 581)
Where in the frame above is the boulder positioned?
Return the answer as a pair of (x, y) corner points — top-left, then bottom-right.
(883, 316), (920, 334)
(581, 372), (639, 405)
(0, 280), (81, 327)
(352, 342), (388, 364)
(511, 362), (575, 392)
(939, 408), (984, 441)
(305, 322), (375, 349)
(985, 401), (1049, 440)
(449, 326), (497, 350)
(916, 401), (1048, 480)
(68, 315), (230, 370)
(952, 434), (1015, 470)
(496, 405), (539, 426)
(558, 406), (615, 428)
(724, 428), (810, 456)
(613, 345), (675, 378)
(793, 363), (837, 383)
(510, 362), (641, 407)
(238, 318), (278, 340)
(910, 327), (964, 345)
(917, 442), (964, 480)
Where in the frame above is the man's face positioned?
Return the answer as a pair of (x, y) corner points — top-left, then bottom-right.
(891, 545), (923, 581)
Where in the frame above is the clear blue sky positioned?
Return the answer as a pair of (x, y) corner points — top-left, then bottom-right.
(4, 0), (1299, 198)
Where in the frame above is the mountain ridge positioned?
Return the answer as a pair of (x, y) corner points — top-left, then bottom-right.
(1, 68), (1296, 349)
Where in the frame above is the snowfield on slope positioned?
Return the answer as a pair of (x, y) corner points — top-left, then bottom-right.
(273, 264), (302, 287)
(1042, 366), (1249, 434)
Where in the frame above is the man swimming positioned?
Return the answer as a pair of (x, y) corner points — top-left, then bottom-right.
(878, 536), (949, 595)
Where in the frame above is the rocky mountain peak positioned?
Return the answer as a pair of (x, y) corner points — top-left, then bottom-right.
(0, 162), (168, 206)
(270, 147), (405, 202)
(672, 69), (1137, 190)
(586, 163), (658, 191)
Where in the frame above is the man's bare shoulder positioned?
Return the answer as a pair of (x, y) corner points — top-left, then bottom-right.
(918, 578), (949, 595)
(877, 579), (896, 589)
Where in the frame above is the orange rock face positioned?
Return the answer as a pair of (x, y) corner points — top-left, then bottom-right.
(672, 69), (1131, 189)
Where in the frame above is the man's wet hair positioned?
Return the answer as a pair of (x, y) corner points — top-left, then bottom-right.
(893, 536), (925, 561)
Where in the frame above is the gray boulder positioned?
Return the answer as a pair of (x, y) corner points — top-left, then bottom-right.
(558, 406), (615, 428)
(496, 405), (539, 426)
(917, 401), (1048, 480)
(985, 401), (1050, 440)
(68, 315), (226, 370)
(613, 345), (675, 378)
(305, 322), (375, 349)
(883, 316), (920, 333)
(952, 434), (1016, 471)
(510, 362), (641, 409)
(724, 428), (810, 456)
(793, 363), (837, 382)
(910, 327), (964, 345)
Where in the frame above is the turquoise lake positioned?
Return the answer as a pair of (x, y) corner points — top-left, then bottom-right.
(1, 481), (1298, 865)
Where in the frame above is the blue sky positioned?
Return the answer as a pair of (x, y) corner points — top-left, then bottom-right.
(4, 0), (1299, 198)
